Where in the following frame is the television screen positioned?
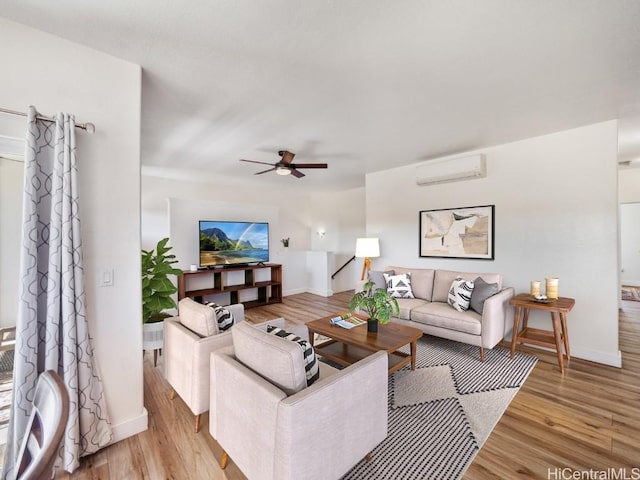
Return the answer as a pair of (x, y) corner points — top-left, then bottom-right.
(199, 221), (269, 267)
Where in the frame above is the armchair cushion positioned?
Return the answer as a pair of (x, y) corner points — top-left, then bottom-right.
(266, 325), (319, 386)
(178, 297), (218, 337)
(232, 322), (308, 395)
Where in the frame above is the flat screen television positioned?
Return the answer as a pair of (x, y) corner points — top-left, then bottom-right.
(199, 220), (269, 267)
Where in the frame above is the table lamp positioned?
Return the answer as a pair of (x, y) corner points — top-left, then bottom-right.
(355, 237), (380, 281)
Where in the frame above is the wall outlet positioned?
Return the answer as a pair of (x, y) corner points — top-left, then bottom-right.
(99, 269), (114, 287)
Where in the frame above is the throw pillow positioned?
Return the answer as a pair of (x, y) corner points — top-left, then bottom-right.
(384, 272), (415, 298)
(205, 302), (235, 331)
(266, 325), (320, 386)
(469, 277), (500, 314)
(368, 269), (395, 292)
(447, 277), (475, 312)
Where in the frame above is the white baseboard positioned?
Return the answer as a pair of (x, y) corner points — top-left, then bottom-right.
(283, 287), (306, 296)
(109, 408), (148, 444)
(570, 346), (622, 368)
(306, 288), (334, 298)
(622, 280), (640, 287)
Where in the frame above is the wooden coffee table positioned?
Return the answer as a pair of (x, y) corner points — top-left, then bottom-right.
(307, 313), (423, 375)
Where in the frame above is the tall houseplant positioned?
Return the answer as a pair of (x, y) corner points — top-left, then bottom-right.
(141, 237), (183, 324)
(348, 281), (399, 333)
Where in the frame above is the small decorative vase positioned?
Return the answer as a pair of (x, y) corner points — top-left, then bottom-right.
(367, 319), (378, 333)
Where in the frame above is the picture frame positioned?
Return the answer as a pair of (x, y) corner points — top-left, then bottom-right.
(419, 205), (495, 260)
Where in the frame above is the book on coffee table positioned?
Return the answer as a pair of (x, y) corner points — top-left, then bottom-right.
(330, 315), (366, 329)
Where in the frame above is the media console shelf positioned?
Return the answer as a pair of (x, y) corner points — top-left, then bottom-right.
(177, 263), (282, 309)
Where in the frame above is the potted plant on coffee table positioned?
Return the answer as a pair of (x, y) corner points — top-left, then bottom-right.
(141, 237), (183, 365)
(348, 281), (399, 333)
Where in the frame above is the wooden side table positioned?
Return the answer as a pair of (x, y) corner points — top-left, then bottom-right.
(509, 293), (576, 373)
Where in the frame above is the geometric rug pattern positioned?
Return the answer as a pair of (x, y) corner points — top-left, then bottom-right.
(341, 335), (537, 480)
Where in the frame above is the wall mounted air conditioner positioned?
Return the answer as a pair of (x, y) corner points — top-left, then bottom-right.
(416, 154), (486, 186)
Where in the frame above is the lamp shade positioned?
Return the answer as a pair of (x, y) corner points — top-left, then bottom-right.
(355, 237), (380, 258)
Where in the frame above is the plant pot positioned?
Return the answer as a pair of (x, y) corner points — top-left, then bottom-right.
(143, 321), (165, 366)
(367, 319), (378, 333)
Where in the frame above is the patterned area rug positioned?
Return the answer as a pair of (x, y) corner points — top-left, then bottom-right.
(340, 335), (537, 480)
(622, 285), (640, 302)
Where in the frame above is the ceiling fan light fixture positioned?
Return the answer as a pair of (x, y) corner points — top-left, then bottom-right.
(276, 166), (291, 175)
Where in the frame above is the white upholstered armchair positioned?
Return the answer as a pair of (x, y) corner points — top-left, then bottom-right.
(164, 297), (245, 432)
(209, 321), (389, 480)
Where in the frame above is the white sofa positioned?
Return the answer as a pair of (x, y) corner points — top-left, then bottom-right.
(367, 266), (514, 361)
(164, 298), (246, 432)
(210, 321), (388, 480)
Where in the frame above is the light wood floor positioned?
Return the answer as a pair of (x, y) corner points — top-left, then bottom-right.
(54, 292), (640, 479)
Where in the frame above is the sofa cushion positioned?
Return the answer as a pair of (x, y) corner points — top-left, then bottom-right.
(448, 277), (475, 312)
(369, 269), (394, 292)
(433, 270), (502, 303)
(205, 302), (235, 332)
(394, 298), (430, 320)
(384, 272), (415, 298)
(178, 297), (218, 337)
(387, 266), (435, 301)
(411, 302), (482, 335)
(266, 325), (319, 386)
(469, 277), (500, 314)
(232, 322), (308, 395)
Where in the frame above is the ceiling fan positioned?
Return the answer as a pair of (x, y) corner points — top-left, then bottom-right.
(240, 150), (328, 178)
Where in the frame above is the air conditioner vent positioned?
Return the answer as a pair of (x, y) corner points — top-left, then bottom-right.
(416, 154), (486, 186)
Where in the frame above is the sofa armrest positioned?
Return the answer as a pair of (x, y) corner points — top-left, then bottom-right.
(480, 287), (515, 348)
(275, 351), (388, 480)
(164, 317), (236, 415)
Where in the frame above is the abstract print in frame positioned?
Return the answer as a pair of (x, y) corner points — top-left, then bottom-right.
(419, 205), (495, 260)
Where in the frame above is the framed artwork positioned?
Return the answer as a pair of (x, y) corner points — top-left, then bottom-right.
(419, 205), (495, 260)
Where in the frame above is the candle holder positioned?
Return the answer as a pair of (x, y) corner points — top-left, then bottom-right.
(530, 280), (541, 297)
(545, 277), (559, 299)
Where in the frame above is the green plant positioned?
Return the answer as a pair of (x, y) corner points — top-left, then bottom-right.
(141, 238), (183, 323)
(348, 281), (399, 324)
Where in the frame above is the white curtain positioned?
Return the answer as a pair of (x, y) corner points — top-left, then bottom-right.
(3, 106), (112, 477)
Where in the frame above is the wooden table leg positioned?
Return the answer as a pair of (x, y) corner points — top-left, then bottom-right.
(522, 308), (530, 330)
(560, 312), (570, 361)
(551, 311), (564, 374)
(510, 306), (522, 358)
(308, 330), (315, 347)
(410, 341), (417, 370)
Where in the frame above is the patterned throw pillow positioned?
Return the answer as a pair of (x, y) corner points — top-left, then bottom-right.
(384, 272), (415, 299)
(266, 325), (320, 386)
(447, 277), (475, 312)
(205, 302), (235, 332)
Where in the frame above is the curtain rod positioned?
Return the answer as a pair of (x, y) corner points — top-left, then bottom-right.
(0, 107), (95, 133)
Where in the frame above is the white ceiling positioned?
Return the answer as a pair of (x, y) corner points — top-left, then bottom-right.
(2, 0), (640, 191)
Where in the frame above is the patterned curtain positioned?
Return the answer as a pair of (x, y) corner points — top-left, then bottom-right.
(2, 106), (112, 477)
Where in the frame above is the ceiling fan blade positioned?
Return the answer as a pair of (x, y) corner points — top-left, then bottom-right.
(280, 151), (296, 165)
(290, 163), (328, 169)
(254, 168), (276, 175)
(240, 159), (276, 166)
(290, 168), (305, 178)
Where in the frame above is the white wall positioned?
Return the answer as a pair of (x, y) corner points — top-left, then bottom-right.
(620, 202), (640, 286)
(0, 156), (23, 328)
(143, 175), (366, 295)
(0, 19), (145, 440)
(619, 168), (640, 203)
(366, 121), (621, 367)
(309, 188), (366, 292)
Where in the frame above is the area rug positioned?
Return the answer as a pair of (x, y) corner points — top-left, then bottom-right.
(339, 335), (537, 480)
(622, 285), (640, 302)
